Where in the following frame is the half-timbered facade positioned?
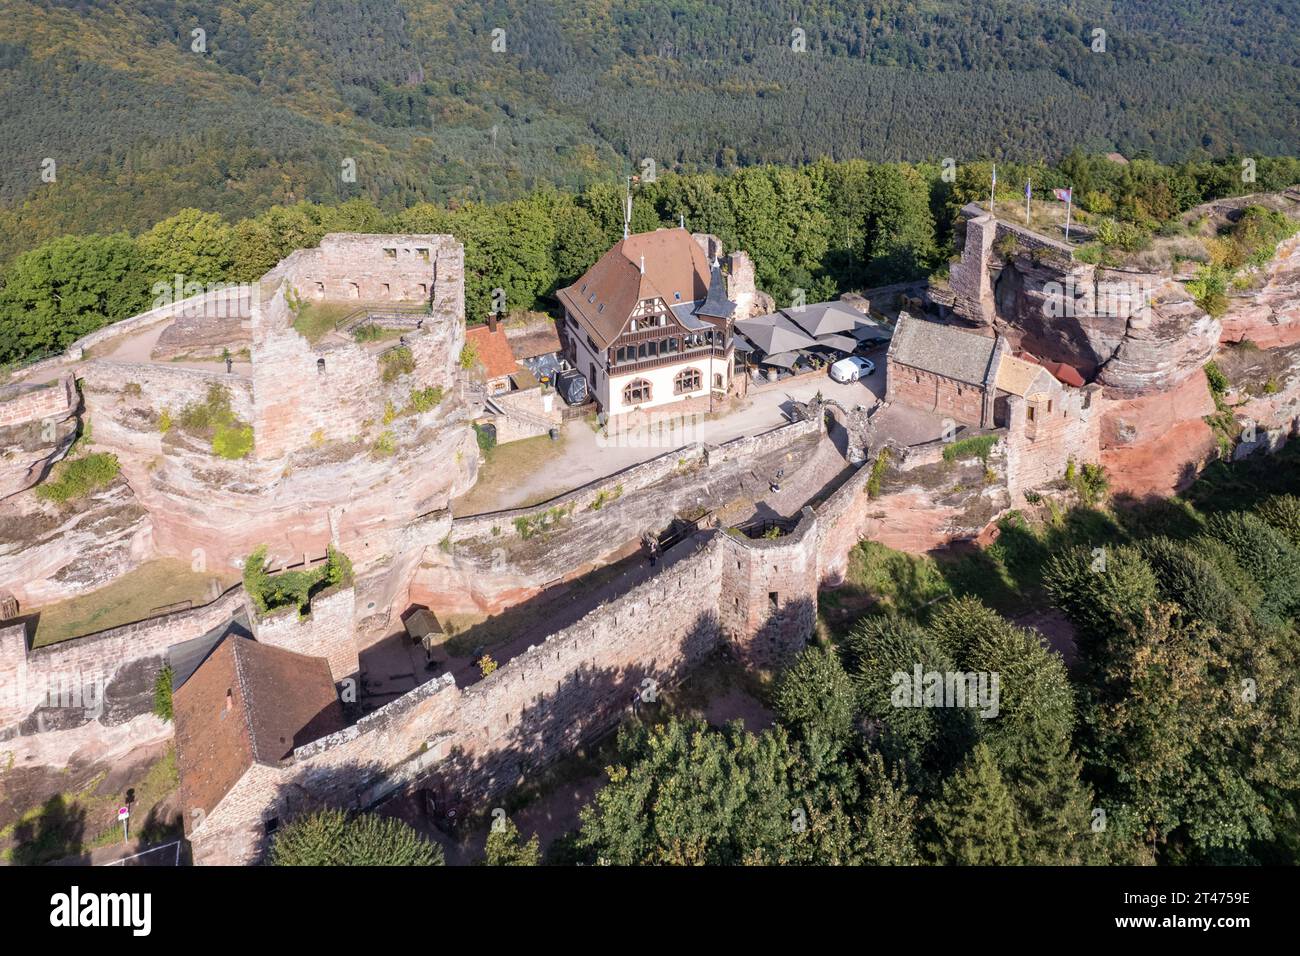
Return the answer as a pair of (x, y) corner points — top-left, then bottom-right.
(557, 228), (737, 415)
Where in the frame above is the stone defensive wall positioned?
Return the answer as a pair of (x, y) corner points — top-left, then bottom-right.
(189, 450), (880, 863)
(79, 360), (254, 425)
(9, 286), (253, 385)
(423, 416), (825, 616)
(452, 416), (822, 543)
(0, 586), (246, 736)
(0, 375), (77, 428)
(0, 374), (79, 500)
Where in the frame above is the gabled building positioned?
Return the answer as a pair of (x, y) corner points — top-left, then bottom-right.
(557, 228), (737, 415)
(174, 634), (346, 863)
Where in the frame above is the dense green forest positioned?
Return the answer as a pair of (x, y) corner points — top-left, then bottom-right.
(541, 449), (1300, 865)
(0, 0), (1297, 260)
(3, 151), (1298, 365)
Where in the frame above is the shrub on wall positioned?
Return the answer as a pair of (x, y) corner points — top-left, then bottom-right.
(406, 386), (443, 413)
(178, 381), (254, 458)
(212, 423), (254, 459)
(380, 346), (415, 383)
(153, 665), (174, 722)
(243, 544), (353, 616)
(35, 452), (119, 503)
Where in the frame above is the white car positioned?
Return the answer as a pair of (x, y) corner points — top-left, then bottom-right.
(829, 356), (875, 383)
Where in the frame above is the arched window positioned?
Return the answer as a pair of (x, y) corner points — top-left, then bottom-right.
(623, 379), (652, 406)
(674, 368), (702, 395)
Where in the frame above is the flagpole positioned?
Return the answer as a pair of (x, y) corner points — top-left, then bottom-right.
(990, 164), (996, 215)
(1065, 190), (1072, 242)
(1026, 179), (1031, 224)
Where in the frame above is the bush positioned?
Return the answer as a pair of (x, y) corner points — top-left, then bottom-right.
(268, 809), (444, 866)
(1205, 511), (1300, 620)
(212, 423), (254, 459)
(243, 544), (353, 616)
(380, 346), (415, 383)
(406, 386), (444, 413)
(1042, 544), (1160, 647)
(474, 422), (496, 453)
(1071, 462), (1109, 505)
(1203, 361), (1229, 396)
(1140, 537), (1244, 633)
(459, 341), (479, 370)
(773, 645), (857, 742)
(1186, 264), (1229, 318)
(371, 430), (396, 457)
(178, 382), (254, 458)
(1256, 495), (1300, 548)
(484, 818), (541, 866)
(35, 452), (119, 503)
(152, 665), (174, 722)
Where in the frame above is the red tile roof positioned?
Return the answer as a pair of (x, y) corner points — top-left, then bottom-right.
(174, 636), (345, 830)
(557, 228), (711, 350)
(464, 324), (519, 380)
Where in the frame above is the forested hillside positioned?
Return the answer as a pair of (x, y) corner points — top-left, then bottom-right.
(4, 152), (1298, 367)
(0, 0), (1297, 260)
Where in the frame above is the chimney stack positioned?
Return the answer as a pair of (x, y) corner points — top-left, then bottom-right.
(488, 312), (497, 332)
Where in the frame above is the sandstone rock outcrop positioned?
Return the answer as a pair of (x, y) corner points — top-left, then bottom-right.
(1220, 234), (1300, 349)
(0, 479), (151, 607)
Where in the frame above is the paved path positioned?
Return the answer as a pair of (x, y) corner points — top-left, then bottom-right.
(466, 356), (885, 514)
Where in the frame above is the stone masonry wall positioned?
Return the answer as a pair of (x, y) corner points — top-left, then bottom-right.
(249, 234), (465, 460)
(79, 361), (254, 425)
(249, 585), (359, 683)
(0, 588), (246, 734)
(887, 362), (988, 426)
(0, 377), (76, 428)
(1003, 384), (1103, 502)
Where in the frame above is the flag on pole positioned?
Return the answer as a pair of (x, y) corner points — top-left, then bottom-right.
(1054, 187), (1074, 241)
(1025, 179), (1032, 223)
(989, 164), (997, 214)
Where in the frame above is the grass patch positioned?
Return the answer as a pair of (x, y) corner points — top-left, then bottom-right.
(942, 433), (998, 463)
(29, 559), (236, 647)
(292, 300), (356, 344)
(0, 747), (182, 864)
(352, 323), (405, 344)
(35, 452), (119, 504)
